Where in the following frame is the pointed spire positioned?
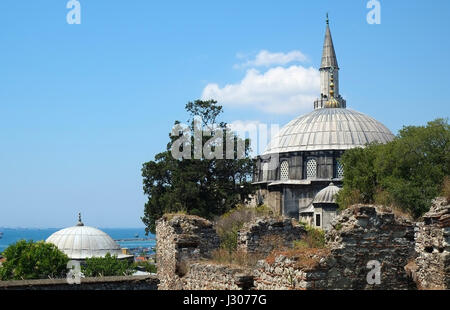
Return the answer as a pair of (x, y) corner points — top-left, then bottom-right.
(77, 212), (84, 226)
(321, 14), (338, 69)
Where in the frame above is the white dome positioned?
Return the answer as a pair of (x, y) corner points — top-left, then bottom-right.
(263, 108), (394, 155)
(313, 182), (341, 204)
(46, 217), (129, 260)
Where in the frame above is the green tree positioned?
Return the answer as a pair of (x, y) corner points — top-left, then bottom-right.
(81, 253), (135, 277)
(0, 240), (69, 280)
(337, 118), (450, 218)
(141, 100), (255, 234)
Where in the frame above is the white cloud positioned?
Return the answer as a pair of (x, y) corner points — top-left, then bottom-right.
(235, 50), (308, 68)
(202, 65), (320, 115)
(227, 120), (282, 155)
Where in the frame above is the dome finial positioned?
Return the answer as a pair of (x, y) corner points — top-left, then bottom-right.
(77, 212), (84, 226)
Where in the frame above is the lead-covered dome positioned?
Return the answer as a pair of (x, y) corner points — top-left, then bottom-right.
(46, 214), (130, 260)
(313, 182), (341, 204)
(263, 108), (394, 155)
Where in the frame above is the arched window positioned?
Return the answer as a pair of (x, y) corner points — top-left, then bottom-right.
(280, 161), (289, 181)
(262, 163), (269, 181)
(306, 159), (317, 179)
(337, 161), (344, 179)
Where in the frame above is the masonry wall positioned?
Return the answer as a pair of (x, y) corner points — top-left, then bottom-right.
(237, 217), (305, 256)
(156, 214), (220, 290)
(181, 263), (254, 290)
(0, 275), (158, 290)
(412, 197), (450, 289)
(155, 204), (449, 290)
(255, 205), (416, 290)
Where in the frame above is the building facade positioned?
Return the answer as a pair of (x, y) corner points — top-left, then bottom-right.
(253, 16), (395, 230)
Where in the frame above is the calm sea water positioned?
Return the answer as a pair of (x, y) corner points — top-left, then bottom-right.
(0, 228), (156, 255)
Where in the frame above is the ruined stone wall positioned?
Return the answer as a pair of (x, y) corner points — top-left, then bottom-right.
(156, 206), (423, 290)
(181, 263), (254, 290)
(237, 217), (305, 256)
(255, 205), (416, 290)
(156, 214), (220, 290)
(413, 197), (450, 289)
(255, 249), (330, 290)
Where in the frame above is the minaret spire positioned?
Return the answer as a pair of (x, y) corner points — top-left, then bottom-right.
(320, 14), (338, 75)
(314, 14), (346, 109)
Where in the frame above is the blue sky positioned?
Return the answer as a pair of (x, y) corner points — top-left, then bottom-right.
(0, 0), (449, 228)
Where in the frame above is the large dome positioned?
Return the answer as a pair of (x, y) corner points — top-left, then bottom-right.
(263, 108), (394, 155)
(46, 215), (130, 260)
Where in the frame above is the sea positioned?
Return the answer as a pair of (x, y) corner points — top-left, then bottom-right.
(0, 228), (156, 256)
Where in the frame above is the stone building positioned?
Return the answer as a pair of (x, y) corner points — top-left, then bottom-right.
(253, 16), (394, 229)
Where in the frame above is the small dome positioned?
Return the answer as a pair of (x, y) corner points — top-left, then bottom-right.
(263, 108), (394, 154)
(46, 214), (129, 260)
(313, 182), (341, 204)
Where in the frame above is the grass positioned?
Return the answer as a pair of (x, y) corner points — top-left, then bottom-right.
(265, 247), (331, 270)
(210, 248), (263, 268)
(214, 204), (273, 253)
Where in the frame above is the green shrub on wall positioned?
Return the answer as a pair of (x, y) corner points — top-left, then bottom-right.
(0, 240), (69, 281)
(82, 253), (135, 277)
(337, 119), (450, 218)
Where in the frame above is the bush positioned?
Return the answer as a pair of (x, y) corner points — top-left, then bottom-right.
(293, 223), (325, 249)
(337, 119), (450, 218)
(81, 253), (135, 277)
(135, 261), (157, 273)
(210, 248), (261, 267)
(215, 205), (272, 253)
(0, 240), (69, 280)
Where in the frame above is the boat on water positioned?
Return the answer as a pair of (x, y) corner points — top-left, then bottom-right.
(134, 233), (139, 238)
(0, 232), (3, 239)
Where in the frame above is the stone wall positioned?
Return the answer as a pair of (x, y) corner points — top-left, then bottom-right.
(254, 205), (416, 290)
(181, 263), (254, 290)
(155, 205), (444, 290)
(237, 217), (305, 256)
(0, 275), (158, 290)
(412, 197), (450, 289)
(156, 214), (220, 290)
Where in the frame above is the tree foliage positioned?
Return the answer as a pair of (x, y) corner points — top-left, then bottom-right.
(81, 253), (135, 277)
(337, 118), (450, 218)
(0, 240), (69, 280)
(141, 100), (255, 234)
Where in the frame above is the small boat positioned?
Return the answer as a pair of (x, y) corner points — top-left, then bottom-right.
(0, 232), (3, 239)
(134, 233), (139, 238)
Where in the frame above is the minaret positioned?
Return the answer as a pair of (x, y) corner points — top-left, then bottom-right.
(314, 14), (346, 109)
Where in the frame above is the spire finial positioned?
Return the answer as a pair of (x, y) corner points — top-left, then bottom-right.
(325, 69), (340, 108)
(326, 13), (329, 25)
(77, 212), (84, 226)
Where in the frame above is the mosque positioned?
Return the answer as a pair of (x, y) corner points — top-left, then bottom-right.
(253, 16), (395, 230)
(46, 214), (133, 261)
